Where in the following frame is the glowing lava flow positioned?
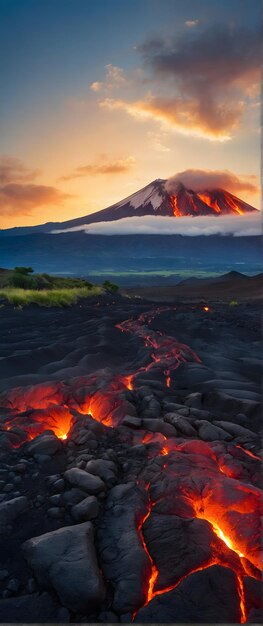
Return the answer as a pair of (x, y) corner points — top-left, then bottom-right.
(212, 524), (244, 558)
(237, 575), (247, 624)
(165, 370), (171, 388)
(236, 445), (262, 462)
(116, 306), (201, 388)
(197, 192), (221, 213)
(137, 497), (159, 606)
(122, 375), (134, 391)
(171, 195), (182, 217)
(0, 306), (201, 440)
(197, 190), (245, 215)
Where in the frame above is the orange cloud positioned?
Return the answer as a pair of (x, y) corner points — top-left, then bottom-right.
(100, 96), (239, 141)
(61, 156), (136, 181)
(0, 184), (71, 216)
(0, 156), (72, 216)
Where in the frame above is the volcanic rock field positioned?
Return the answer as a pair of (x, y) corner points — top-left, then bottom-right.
(0, 294), (262, 623)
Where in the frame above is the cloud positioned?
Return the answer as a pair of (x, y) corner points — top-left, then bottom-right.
(138, 24), (260, 137)
(0, 156), (71, 216)
(165, 169), (259, 195)
(90, 81), (103, 92)
(52, 213), (261, 237)
(0, 156), (40, 185)
(185, 20), (199, 27)
(99, 24), (260, 141)
(90, 64), (127, 93)
(99, 95), (239, 141)
(61, 156), (136, 181)
(0, 184), (71, 216)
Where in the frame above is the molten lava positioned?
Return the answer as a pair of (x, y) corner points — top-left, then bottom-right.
(197, 192), (221, 213)
(137, 497), (159, 606)
(236, 445), (262, 462)
(171, 195), (182, 217)
(116, 306), (201, 388)
(123, 375), (134, 390)
(210, 523), (244, 558)
(168, 186), (251, 217)
(196, 189), (245, 215)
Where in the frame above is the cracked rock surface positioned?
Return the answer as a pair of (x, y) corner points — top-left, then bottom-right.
(0, 295), (261, 623)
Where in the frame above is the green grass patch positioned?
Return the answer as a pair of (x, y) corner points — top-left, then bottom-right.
(0, 286), (102, 307)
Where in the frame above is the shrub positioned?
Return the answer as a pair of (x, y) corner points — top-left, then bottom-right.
(103, 280), (119, 293)
(8, 272), (38, 289)
(14, 266), (34, 275)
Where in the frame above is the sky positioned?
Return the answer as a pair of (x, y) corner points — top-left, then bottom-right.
(0, 0), (261, 228)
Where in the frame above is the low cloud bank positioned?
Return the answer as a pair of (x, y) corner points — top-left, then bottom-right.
(52, 213), (261, 237)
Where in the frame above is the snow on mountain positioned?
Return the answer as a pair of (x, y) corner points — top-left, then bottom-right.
(113, 179), (166, 211)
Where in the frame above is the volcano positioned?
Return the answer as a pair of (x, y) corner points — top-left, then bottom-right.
(52, 179), (257, 232)
(0, 179), (258, 237)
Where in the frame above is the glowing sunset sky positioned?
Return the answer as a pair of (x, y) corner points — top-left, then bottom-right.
(0, 0), (261, 228)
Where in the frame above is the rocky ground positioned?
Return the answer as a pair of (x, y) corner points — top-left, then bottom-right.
(0, 294), (262, 623)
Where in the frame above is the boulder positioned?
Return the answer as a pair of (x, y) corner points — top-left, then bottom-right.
(122, 416), (142, 428)
(195, 420), (232, 441)
(64, 468), (105, 494)
(164, 413), (196, 437)
(98, 483), (151, 614)
(85, 459), (116, 483)
(71, 496), (99, 522)
(26, 433), (62, 456)
(61, 487), (88, 506)
(141, 418), (177, 438)
(23, 522), (105, 612)
(0, 496), (28, 531)
(214, 420), (257, 440)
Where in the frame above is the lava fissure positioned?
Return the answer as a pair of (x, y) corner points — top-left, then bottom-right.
(136, 493), (159, 609)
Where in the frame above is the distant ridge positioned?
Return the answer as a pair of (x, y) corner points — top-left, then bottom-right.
(125, 272), (263, 302)
(177, 271), (249, 286)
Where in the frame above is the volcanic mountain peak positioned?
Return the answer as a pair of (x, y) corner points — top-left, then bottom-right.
(0, 177), (258, 237)
(81, 178), (257, 225)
